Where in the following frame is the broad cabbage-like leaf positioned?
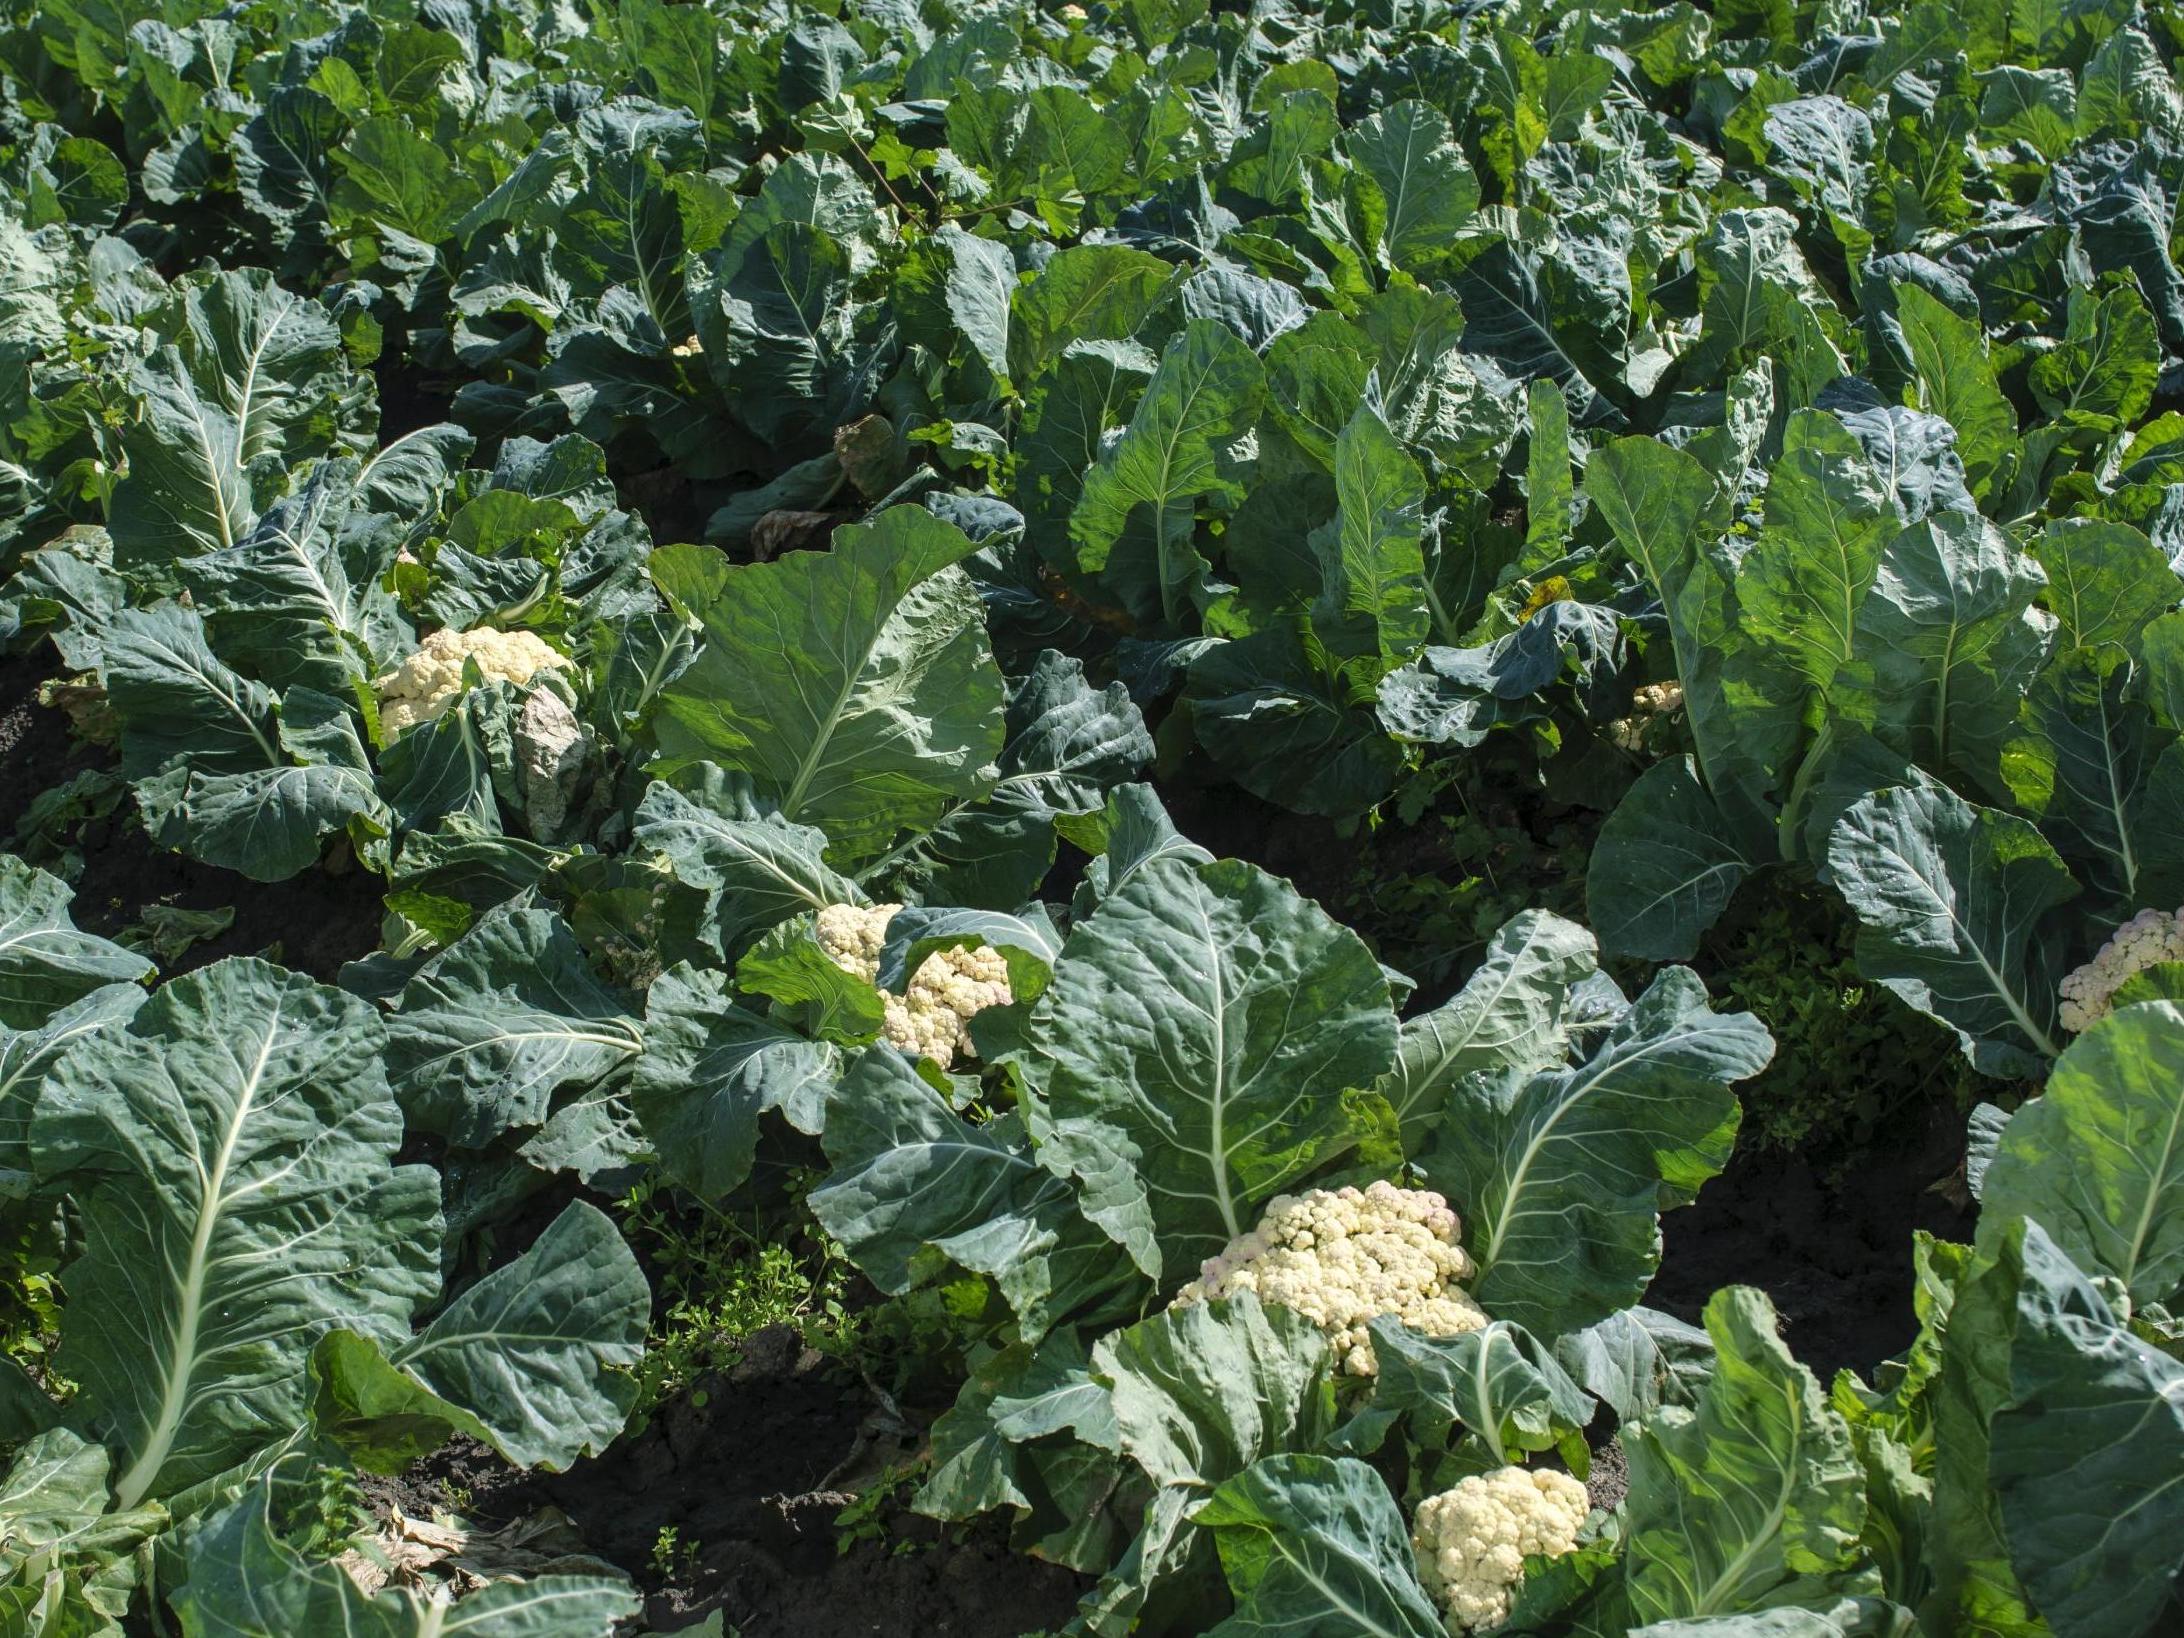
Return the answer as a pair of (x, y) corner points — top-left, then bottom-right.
(1424, 967), (1773, 1337)
(653, 507), (1005, 864)
(30, 959), (441, 1506)
(1027, 856), (1398, 1285)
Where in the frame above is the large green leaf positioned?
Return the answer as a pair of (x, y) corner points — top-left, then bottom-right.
(30, 959), (440, 1507)
(1095, 1293), (1337, 1492)
(1424, 967), (1772, 1337)
(1826, 783), (2074, 1075)
(0, 855), (150, 1030)
(1195, 1454), (1445, 1638)
(653, 508), (1006, 864)
(106, 271), (356, 569)
(1344, 100), (1479, 277)
(1853, 512), (2054, 790)
(310, 1202), (646, 1473)
(1610, 1288), (1870, 1627)
(1069, 318), (1266, 627)
(632, 766), (857, 958)
(384, 907), (642, 1148)
(0, 982), (143, 1190)
(176, 1461), (636, 1635)
(1589, 758), (1755, 962)
(1989, 1220), (2184, 1638)
(1373, 908), (1597, 1155)
(1028, 856), (1398, 1285)
(1346, 1316), (1592, 1464)
(1980, 1002), (2184, 1304)
(632, 963), (838, 1201)
(811, 1048), (1139, 1340)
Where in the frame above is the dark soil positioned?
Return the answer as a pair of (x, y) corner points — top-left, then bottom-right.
(366, 1326), (1091, 1636)
(1647, 1097), (1976, 1382)
(0, 648), (384, 982)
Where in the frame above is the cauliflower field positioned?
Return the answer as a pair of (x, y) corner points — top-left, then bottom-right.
(3, 0), (2184, 1634)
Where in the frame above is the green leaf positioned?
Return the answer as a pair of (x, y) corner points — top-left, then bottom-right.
(1989, 1220), (2184, 1638)
(1195, 1454), (1444, 1638)
(107, 271), (354, 568)
(384, 907), (641, 1148)
(1589, 758), (1755, 962)
(0, 982), (144, 1188)
(1425, 967), (1772, 1337)
(1826, 783), (2074, 1075)
(31, 959), (440, 1506)
(1029, 856), (1398, 1284)
(1980, 1001), (2184, 1304)
(0, 855), (151, 1029)
(1893, 284), (2017, 500)
(1009, 244), (1176, 383)
(1069, 319), (1266, 628)
(1855, 511), (2054, 790)
(2028, 287), (2160, 423)
(1344, 100), (1479, 277)
(1311, 403), (1430, 680)
(311, 1202), (645, 1473)
(632, 963), (839, 1201)
(1374, 909), (1598, 1155)
(653, 509), (1006, 864)
(1349, 1316), (1593, 1463)
(2030, 519), (2180, 657)
(177, 1460), (636, 1635)
(1097, 1293), (1336, 1491)
(811, 1048), (1138, 1341)
(1551, 1306), (1716, 1424)
(633, 766), (857, 957)
(1614, 1288), (1869, 1626)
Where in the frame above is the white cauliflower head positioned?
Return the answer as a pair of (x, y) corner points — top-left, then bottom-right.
(1171, 1182), (1486, 1376)
(2058, 906), (2184, 1032)
(374, 626), (569, 738)
(1412, 1466), (1589, 1632)
(814, 903), (1014, 1071)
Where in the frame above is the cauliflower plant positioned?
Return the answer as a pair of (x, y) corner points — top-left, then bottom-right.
(815, 903), (1014, 1070)
(1412, 1466), (1589, 1632)
(1170, 1182), (1486, 1376)
(374, 627), (570, 738)
(2057, 906), (2184, 1032)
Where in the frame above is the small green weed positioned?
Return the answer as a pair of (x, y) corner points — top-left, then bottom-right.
(617, 1176), (860, 1424)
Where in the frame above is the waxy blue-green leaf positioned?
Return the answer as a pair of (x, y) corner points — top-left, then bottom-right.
(1980, 1002), (2184, 1304)
(1097, 1293), (1337, 1493)
(633, 766), (857, 958)
(1346, 1317), (1593, 1464)
(0, 856), (151, 1030)
(1069, 319), (1266, 628)
(31, 959), (440, 1507)
(1892, 285), (2017, 500)
(310, 1202), (646, 1473)
(653, 509), (1005, 864)
(177, 1461), (636, 1636)
(1028, 856), (1398, 1284)
(1589, 759), (1755, 962)
(633, 963), (839, 1201)
(384, 907), (642, 1148)
(1989, 1221), (2184, 1638)
(1344, 100), (1479, 277)
(1374, 908), (1597, 1155)
(1611, 1288), (1869, 1628)
(0, 982), (144, 1189)
(1425, 967), (1772, 1337)
(1827, 784), (2074, 1075)
(106, 271), (357, 569)
(1855, 512), (2054, 791)
(1195, 1453), (1444, 1638)
(811, 1048), (1138, 1341)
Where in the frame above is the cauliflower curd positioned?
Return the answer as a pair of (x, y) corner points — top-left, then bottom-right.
(374, 627), (569, 738)
(815, 903), (1013, 1070)
(1412, 1466), (1589, 1632)
(2058, 905), (2184, 1032)
(1171, 1182), (1486, 1376)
